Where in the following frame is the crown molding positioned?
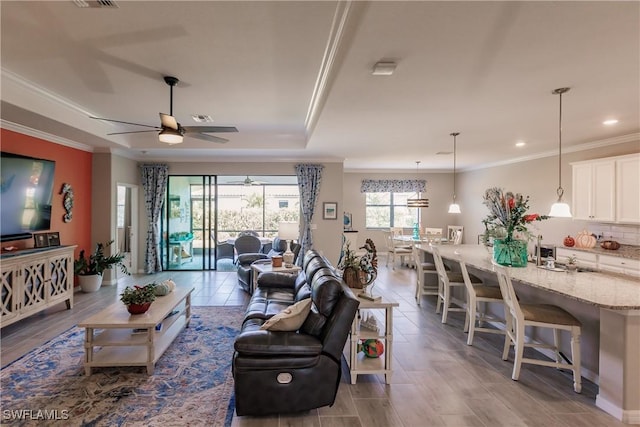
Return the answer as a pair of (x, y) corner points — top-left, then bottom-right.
(2, 68), (98, 118)
(1, 120), (94, 152)
(462, 132), (640, 172)
(304, 1), (363, 138)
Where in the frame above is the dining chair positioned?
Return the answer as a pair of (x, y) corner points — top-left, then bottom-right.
(431, 246), (482, 324)
(447, 225), (464, 245)
(424, 227), (443, 243)
(494, 265), (582, 393)
(384, 230), (412, 269)
(459, 260), (505, 345)
(413, 245), (439, 305)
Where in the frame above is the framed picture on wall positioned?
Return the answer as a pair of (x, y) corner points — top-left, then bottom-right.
(34, 233), (49, 248)
(48, 232), (61, 246)
(323, 202), (338, 220)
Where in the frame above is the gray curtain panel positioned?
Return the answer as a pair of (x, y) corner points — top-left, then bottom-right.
(295, 164), (324, 266)
(140, 164), (169, 273)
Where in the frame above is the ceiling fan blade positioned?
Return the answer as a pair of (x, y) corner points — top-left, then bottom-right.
(90, 116), (159, 129)
(159, 113), (178, 130)
(183, 126), (238, 133)
(190, 133), (229, 144)
(108, 130), (159, 135)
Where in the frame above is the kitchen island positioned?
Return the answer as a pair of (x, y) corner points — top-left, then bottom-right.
(416, 243), (640, 424)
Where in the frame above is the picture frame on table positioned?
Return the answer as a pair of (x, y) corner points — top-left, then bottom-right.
(323, 202), (338, 220)
(48, 232), (61, 246)
(34, 233), (49, 248)
(343, 212), (353, 230)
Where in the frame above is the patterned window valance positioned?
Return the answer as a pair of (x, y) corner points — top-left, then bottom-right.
(360, 179), (426, 193)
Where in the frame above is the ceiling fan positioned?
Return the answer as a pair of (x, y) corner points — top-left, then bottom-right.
(227, 176), (266, 186)
(90, 76), (238, 144)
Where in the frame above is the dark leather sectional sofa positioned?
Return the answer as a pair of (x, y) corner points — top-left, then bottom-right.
(232, 249), (360, 416)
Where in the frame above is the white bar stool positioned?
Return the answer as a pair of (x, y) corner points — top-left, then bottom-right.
(494, 265), (582, 393)
(459, 260), (505, 345)
(431, 246), (481, 324)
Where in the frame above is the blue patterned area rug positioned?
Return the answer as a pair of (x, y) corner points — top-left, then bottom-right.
(1, 307), (243, 427)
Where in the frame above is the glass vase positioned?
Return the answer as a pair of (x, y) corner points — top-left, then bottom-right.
(493, 238), (528, 267)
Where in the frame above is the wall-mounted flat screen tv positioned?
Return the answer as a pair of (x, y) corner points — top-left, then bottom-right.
(1, 152), (56, 242)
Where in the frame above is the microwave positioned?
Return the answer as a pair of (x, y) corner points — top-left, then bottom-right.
(536, 245), (556, 260)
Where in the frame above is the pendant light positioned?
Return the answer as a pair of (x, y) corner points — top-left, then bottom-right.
(448, 132), (461, 214)
(548, 87), (572, 217)
(407, 161), (429, 208)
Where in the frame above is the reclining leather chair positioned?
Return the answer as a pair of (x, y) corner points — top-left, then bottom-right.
(236, 237), (301, 293)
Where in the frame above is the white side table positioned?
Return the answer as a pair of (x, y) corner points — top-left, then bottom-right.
(347, 295), (399, 384)
(251, 262), (302, 294)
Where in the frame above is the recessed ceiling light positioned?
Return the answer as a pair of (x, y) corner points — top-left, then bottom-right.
(603, 119), (619, 125)
(515, 141), (526, 147)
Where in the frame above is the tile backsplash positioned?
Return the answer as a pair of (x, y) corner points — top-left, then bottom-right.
(590, 223), (640, 246)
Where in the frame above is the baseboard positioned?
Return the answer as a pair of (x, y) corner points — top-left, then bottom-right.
(596, 394), (640, 424)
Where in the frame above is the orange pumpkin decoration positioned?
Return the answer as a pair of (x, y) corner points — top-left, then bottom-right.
(563, 235), (575, 247)
(575, 230), (596, 248)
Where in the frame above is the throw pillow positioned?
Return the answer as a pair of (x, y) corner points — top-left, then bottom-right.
(260, 298), (312, 332)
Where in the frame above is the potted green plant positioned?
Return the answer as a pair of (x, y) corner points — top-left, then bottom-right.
(74, 240), (130, 293)
(120, 284), (157, 314)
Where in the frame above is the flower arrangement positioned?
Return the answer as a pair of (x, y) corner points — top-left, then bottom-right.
(482, 187), (549, 242)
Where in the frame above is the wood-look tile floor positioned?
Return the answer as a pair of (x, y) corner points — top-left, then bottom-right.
(0, 264), (625, 427)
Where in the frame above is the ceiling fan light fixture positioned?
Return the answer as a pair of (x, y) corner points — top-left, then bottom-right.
(159, 127), (184, 144)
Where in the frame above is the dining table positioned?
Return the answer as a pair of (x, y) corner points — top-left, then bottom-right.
(415, 243), (640, 424)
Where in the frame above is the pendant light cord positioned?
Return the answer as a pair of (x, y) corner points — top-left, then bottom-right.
(450, 132), (459, 202)
(557, 90), (563, 197)
(553, 87), (569, 199)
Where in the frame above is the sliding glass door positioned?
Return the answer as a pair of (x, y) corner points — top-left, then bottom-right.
(162, 175), (299, 271)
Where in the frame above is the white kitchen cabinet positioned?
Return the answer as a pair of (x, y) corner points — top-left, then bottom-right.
(615, 154), (640, 224)
(572, 160), (616, 222)
(599, 254), (640, 277)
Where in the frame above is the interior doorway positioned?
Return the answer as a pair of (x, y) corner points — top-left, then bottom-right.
(115, 184), (138, 275)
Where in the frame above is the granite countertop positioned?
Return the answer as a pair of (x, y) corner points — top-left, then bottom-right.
(416, 244), (640, 310)
(554, 243), (640, 260)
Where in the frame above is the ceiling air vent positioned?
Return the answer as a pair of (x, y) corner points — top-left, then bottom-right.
(436, 151), (452, 155)
(191, 115), (214, 123)
(73, 0), (119, 8)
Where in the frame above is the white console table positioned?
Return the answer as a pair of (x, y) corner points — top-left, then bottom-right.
(0, 245), (75, 327)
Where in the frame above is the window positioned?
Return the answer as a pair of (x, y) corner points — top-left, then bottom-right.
(365, 192), (418, 228)
(217, 177), (300, 239)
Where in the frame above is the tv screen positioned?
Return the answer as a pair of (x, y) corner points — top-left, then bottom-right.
(1, 152), (56, 242)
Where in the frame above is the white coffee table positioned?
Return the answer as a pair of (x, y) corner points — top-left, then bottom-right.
(251, 262), (301, 294)
(78, 286), (194, 375)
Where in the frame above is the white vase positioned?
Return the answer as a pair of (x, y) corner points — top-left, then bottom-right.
(78, 274), (103, 293)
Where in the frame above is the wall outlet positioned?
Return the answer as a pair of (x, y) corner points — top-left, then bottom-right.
(310, 223), (317, 230)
